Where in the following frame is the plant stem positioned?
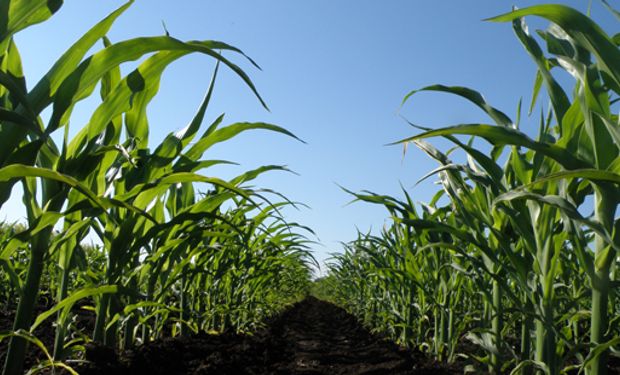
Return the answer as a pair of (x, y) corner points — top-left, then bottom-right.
(2, 231), (49, 375)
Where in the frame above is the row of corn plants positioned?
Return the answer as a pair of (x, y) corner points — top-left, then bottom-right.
(326, 4), (620, 375)
(0, 1), (313, 374)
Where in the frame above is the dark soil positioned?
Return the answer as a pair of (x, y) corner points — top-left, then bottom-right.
(0, 298), (57, 371)
(77, 297), (458, 375)
(4, 297), (620, 374)
(0, 297), (96, 373)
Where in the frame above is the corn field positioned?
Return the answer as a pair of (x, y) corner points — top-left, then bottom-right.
(0, 2), (313, 374)
(1, 1), (620, 375)
(325, 4), (620, 375)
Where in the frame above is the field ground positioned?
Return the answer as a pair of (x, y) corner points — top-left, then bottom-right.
(3, 297), (620, 374)
(1, 297), (460, 375)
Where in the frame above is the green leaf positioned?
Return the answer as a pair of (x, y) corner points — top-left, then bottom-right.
(494, 190), (619, 264)
(402, 84), (513, 127)
(517, 168), (620, 187)
(178, 61), (220, 149)
(29, 1), (132, 108)
(31, 285), (118, 331)
(184, 122), (304, 161)
(392, 123), (591, 170)
(0, 1), (133, 166)
(488, 5), (620, 92)
(511, 16), (570, 120)
(509, 360), (551, 375)
(529, 70), (543, 116)
(0, 107), (42, 136)
(124, 172), (251, 210)
(229, 165), (292, 186)
(0, 330), (53, 372)
(0, 258), (22, 296)
(51, 37), (268, 136)
(0, 164), (109, 212)
(0, 0), (64, 45)
(0, 68), (35, 119)
(582, 336), (620, 369)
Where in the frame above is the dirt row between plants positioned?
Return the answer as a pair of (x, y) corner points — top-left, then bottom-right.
(78, 297), (458, 375)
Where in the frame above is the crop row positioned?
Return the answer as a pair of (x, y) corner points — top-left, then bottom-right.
(325, 4), (620, 375)
(0, 2), (313, 374)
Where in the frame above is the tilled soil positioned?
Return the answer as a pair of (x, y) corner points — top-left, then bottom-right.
(0, 299), (96, 373)
(0, 299), (57, 371)
(4, 297), (620, 374)
(78, 297), (458, 375)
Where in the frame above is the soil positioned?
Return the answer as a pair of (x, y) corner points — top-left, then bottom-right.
(0, 298), (56, 371)
(3, 297), (620, 374)
(77, 297), (458, 375)
(0, 297), (96, 372)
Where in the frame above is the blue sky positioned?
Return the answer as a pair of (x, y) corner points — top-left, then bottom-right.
(5, 1), (618, 271)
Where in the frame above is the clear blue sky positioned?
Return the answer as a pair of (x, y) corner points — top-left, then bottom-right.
(4, 1), (617, 271)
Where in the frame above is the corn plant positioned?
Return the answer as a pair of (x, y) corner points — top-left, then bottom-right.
(327, 4), (620, 375)
(0, 1), (312, 374)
